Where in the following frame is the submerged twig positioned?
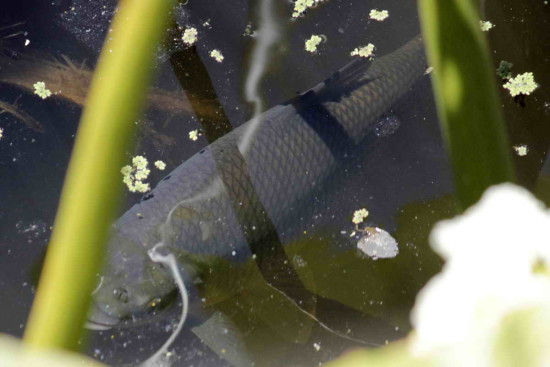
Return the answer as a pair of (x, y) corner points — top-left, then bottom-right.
(0, 52), (194, 115)
(0, 99), (44, 132)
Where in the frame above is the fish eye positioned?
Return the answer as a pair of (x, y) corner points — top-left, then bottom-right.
(146, 297), (162, 313)
(113, 288), (129, 303)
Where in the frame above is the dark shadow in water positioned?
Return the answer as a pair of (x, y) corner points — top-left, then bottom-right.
(165, 22), (234, 143)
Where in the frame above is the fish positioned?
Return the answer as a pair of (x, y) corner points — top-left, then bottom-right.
(87, 35), (427, 330)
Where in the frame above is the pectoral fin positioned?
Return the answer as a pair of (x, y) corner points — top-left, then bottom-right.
(191, 312), (253, 367)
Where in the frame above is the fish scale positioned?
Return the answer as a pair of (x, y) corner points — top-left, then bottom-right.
(112, 36), (426, 260)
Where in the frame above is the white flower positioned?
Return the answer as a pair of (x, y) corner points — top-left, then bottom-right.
(480, 20), (494, 32)
(410, 184), (550, 365)
(0, 127), (3, 139)
(503, 72), (538, 97)
(182, 27), (198, 46)
(369, 9), (389, 22)
(33, 81), (52, 99)
(352, 208), (369, 224)
(209, 49), (224, 63)
(350, 44), (375, 58)
(305, 35), (323, 53)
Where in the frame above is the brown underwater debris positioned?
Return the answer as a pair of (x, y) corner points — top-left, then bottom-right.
(0, 52), (218, 147)
(0, 98), (44, 132)
(0, 52), (195, 115)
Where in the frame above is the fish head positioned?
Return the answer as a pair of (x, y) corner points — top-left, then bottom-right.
(86, 233), (178, 330)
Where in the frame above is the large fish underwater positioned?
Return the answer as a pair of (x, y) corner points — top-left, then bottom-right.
(87, 35), (428, 340)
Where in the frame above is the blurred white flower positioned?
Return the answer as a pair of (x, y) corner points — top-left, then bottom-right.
(410, 183), (550, 366)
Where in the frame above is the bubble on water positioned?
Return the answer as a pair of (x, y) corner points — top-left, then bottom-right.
(357, 227), (399, 259)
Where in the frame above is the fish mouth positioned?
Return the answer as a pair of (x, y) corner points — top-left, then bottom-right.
(85, 289), (180, 331)
(85, 303), (121, 331)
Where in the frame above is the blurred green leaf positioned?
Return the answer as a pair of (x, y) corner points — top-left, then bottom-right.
(324, 340), (432, 367)
(0, 335), (105, 366)
(24, 0), (175, 351)
(418, 0), (515, 210)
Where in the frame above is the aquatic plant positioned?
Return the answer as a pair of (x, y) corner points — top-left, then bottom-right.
(209, 49), (224, 63)
(479, 20), (494, 32)
(155, 160), (167, 170)
(32, 81), (52, 99)
(496, 60), (513, 80)
(350, 44), (376, 58)
(292, 0), (326, 18)
(369, 9), (389, 22)
(418, 0), (515, 210)
(121, 155), (151, 193)
(23, 0), (175, 351)
(503, 72), (539, 97)
(182, 27), (198, 46)
(352, 208), (369, 224)
(305, 34), (323, 53)
(188, 129), (200, 141)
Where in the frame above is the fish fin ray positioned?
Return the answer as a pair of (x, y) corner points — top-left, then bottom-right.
(191, 311), (253, 367)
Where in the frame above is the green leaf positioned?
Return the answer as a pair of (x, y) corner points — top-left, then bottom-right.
(24, 0), (175, 351)
(418, 0), (515, 210)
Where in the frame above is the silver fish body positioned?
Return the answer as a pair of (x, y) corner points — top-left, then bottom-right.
(89, 36), (427, 328)
(118, 36), (426, 256)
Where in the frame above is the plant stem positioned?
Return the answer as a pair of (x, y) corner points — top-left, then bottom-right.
(24, 0), (174, 350)
(418, 0), (515, 210)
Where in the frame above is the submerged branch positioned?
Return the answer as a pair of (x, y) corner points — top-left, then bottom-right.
(0, 99), (44, 132)
(0, 52), (194, 115)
